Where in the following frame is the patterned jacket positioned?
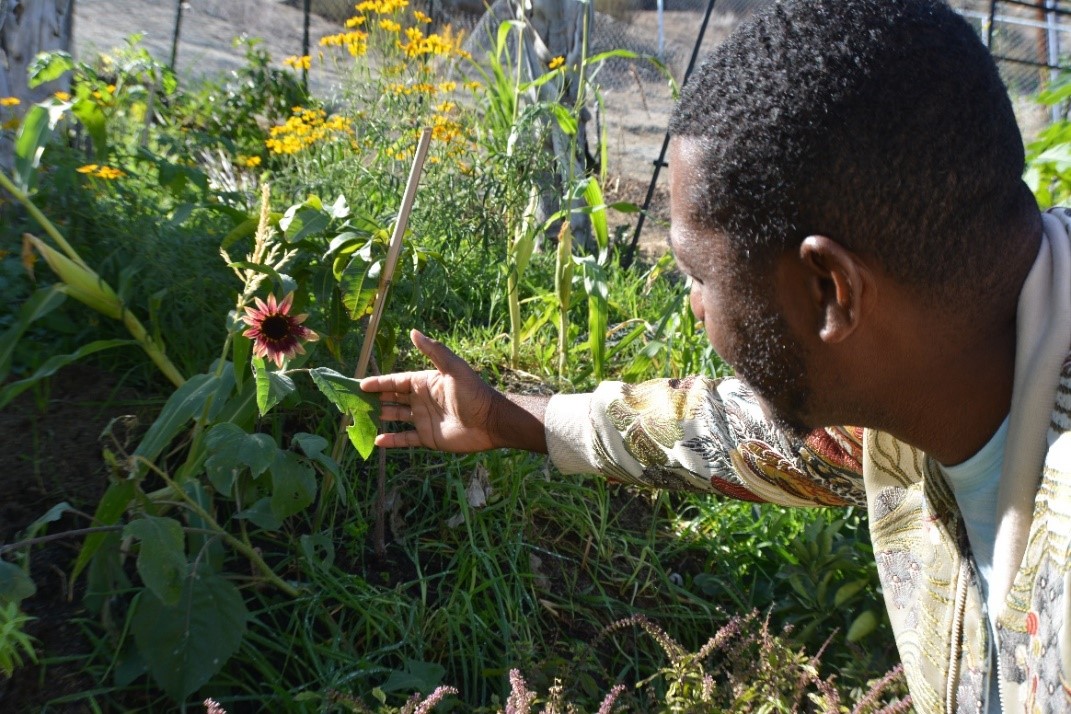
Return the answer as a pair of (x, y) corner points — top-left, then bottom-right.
(544, 211), (1071, 713)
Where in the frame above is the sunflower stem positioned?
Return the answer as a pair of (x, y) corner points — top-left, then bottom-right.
(142, 458), (301, 598)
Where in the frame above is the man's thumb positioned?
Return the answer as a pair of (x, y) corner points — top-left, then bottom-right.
(411, 329), (457, 373)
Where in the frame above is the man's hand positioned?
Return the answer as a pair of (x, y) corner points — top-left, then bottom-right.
(360, 330), (548, 453)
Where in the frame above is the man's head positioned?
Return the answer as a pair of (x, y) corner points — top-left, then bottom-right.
(666, 0), (1042, 432)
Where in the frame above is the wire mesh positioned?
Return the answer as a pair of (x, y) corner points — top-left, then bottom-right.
(71, 0), (1071, 253)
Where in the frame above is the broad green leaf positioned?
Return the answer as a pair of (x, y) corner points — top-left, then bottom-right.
(253, 357), (296, 416)
(846, 609), (879, 642)
(14, 103), (64, 191)
(299, 533), (335, 570)
(71, 479), (136, 587)
(270, 451), (316, 521)
(0, 562), (36, 604)
(834, 579), (869, 608)
(0, 285), (67, 382)
(27, 51), (75, 87)
(235, 497), (283, 531)
(72, 96), (108, 159)
(132, 571), (248, 702)
(280, 204), (331, 243)
(124, 517), (187, 607)
(204, 423), (278, 495)
(339, 251), (381, 319)
(380, 658), (446, 694)
(0, 339), (133, 410)
(292, 433), (340, 478)
(132, 368), (235, 476)
(184, 481), (224, 574)
(309, 368), (378, 459)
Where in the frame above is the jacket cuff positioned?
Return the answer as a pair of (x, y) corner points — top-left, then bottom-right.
(544, 393), (597, 474)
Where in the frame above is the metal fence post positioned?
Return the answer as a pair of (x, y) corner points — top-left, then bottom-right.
(170, 0), (185, 69)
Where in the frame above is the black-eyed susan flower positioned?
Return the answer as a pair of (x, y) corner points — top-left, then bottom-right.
(241, 293), (319, 367)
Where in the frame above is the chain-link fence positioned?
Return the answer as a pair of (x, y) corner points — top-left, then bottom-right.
(72, 0), (1071, 252)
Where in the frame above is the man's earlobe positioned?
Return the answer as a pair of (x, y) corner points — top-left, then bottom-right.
(799, 236), (869, 344)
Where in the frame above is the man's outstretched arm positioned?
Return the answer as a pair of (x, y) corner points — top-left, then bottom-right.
(360, 329), (549, 454)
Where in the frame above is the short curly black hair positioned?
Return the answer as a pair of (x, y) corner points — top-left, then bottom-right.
(669, 0), (1040, 303)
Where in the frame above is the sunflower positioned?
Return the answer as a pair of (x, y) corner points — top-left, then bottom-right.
(241, 293), (318, 367)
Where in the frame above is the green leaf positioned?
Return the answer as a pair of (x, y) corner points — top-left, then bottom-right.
(339, 250), (381, 319)
(0, 562), (37, 604)
(132, 571), (248, 702)
(253, 357), (296, 416)
(204, 423), (279, 494)
(14, 103), (64, 191)
(309, 367), (378, 459)
(582, 179), (609, 252)
(0, 339), (134, 410)
(124, 517), (187, 607)
(235, 497), (283, 531)
(270, 451), (317, 521)
(846, 609), (879, 642)
(132, 369), (235, 476)
(23, 501), (72, 539)
(547, 104), (578, 136)
(27, 51), (75, 87)
(833, 579), (869, 608)
(71, 479), (136, 587)
(280, 203), (331, 243)
(71, 97), (108, 159)
(380, 658), (446, 694)
(0, 285), (67, 383)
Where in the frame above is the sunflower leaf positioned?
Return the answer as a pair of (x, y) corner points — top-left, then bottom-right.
(132, 569), (248, 702)
(253, 357), (296, 416)
(269, 451), (317, 521)
(124, 517), (187, 607)
(309, 367), (379, 459)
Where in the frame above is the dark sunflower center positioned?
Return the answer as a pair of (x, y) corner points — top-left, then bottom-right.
(261, 315), (292, 341)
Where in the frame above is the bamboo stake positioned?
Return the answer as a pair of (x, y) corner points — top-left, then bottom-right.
(355, 127), (433, 380)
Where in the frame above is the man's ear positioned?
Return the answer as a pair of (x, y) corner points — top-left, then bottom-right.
(798, 235), (870, 344)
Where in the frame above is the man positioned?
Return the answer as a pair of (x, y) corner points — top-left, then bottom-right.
(360, 0), (1071, 710)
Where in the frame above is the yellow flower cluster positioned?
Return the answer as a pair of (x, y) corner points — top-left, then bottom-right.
(399, 25), (470, 59)
(548, 56), (565, 70)
(355, 0), (408, 14)
(284, 55), (312, 70)
(412, 10), (432, 23)
(266, 107), (353, 155)
(238, 155), (262, 168)
(345, 15), (366, 27)
(53, 91), (71, 101)
(378, 19), (401, 32)
(320, 30), (368, 57)
(0, 96), (21, 107)
(77, 164), (125, 180)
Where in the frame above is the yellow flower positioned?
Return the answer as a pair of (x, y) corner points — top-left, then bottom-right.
(283, 55), (312, 70)
(435, 101), (456, 113)
(2, 117), (19, 130)
(379, 19), (401, 32)
(77, 164), (99, 174)
(106, 84), (116, 93)
(95, 166), (125, 180)
(438, 80), (457, 92)
(238, 155), (262, 168)
(465, 80), (481, 91)
(53, 91), (71, 101)
(0, 96), (20, 106)
(413, 10), (432, 23)
(345, 15), (366, 27)
(548, 56), (565, 70)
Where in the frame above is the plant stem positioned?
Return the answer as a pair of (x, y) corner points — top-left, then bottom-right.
(144, 459), (301, 598)
(0, 170), (89, 269)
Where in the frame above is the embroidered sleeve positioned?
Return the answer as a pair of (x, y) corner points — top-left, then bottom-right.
(545, 376), (866, 507)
